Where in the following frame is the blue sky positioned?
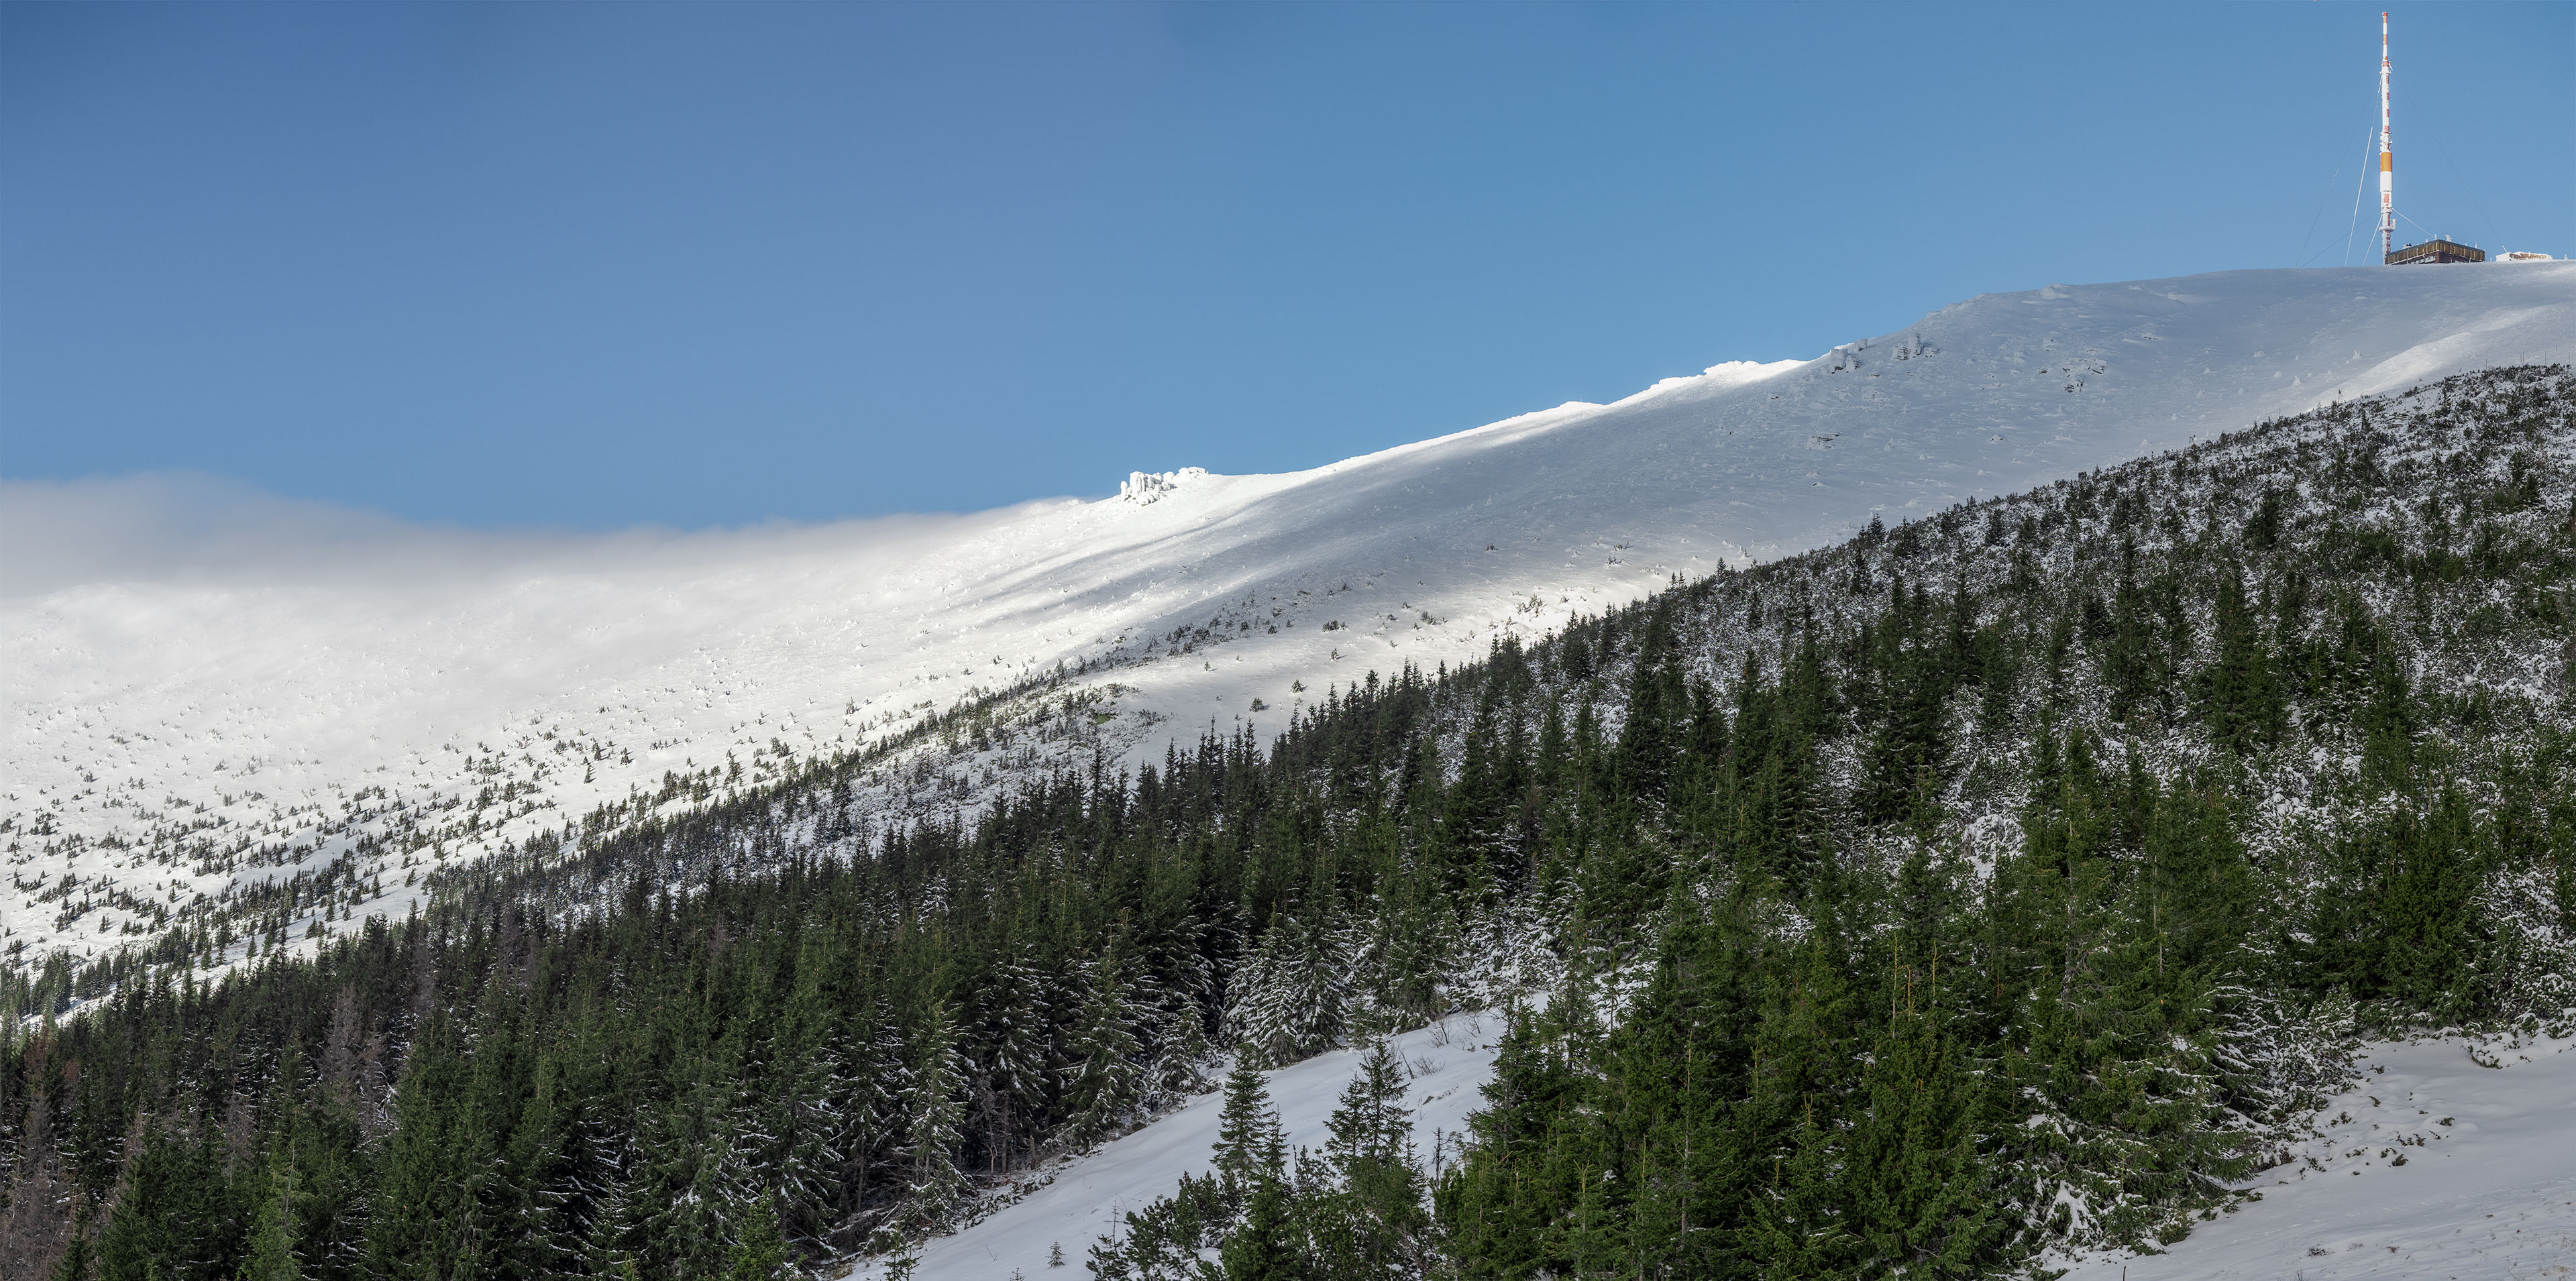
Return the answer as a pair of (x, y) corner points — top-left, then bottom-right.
(4, 1), (2568, 530)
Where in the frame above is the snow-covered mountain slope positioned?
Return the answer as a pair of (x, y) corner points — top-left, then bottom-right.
(2060, 1031), (2576, 1281)
(845, 1019), (1501, 1281)
(7, 262), (2573, 966)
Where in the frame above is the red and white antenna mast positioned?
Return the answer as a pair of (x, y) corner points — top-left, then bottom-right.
(2378, 11), (2395, 258)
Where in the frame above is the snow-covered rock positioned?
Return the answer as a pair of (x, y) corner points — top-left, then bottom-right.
(1118, 467), (1209, 505)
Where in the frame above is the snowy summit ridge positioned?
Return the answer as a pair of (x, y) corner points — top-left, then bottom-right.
(7, 263), (2575, 968)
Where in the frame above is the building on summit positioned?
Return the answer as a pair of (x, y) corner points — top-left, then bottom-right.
(2385, 238), (2486, 266)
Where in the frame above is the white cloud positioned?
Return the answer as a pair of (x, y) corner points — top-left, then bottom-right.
(0, 471), (1034, 600)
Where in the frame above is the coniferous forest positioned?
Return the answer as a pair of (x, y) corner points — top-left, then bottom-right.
(5, 367), (2572, 1280)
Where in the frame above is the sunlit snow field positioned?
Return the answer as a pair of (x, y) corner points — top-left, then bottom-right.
(11, 262), (2571, 970)
(9, 262), (2576, 1281)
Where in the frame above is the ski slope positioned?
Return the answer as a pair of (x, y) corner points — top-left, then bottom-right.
(7, 261), (2575, 966)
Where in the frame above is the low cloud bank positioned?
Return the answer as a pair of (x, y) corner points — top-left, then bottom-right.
(0, 472), (1059, 601)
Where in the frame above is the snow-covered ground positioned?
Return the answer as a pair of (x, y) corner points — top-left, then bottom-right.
(845, 1017), (1503, 1281)
(860, 1021), (2576, 1281)
(7, 262), (2575, 966)
(9, 260), (2575, 1277)
(2061, 1031), (2576, 1281)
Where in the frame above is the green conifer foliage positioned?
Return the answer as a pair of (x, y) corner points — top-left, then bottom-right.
(1212, 1061), (1285, 1203)
(12, 368), (2575, 1281)
(1842, 1010), (2000, 1276)
(892, 1007), (973, 1242)
(1311, 1042), (1428, 1279)
(1217, 1176), (1303, 1281)
(236, 1169), (301, 1281)
(723, 1196), (789, 1281)
(1057, 940), (1145, 1151)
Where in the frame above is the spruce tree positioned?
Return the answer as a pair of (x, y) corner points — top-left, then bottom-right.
(1218, 1176), (1303, 1281)
(1212, 1060), (1285, 1205)
(1058, 944), (1145, 1152)
(724, 1195), (790, 1281)
(893, 1006), (973, 1241)
(1312, 1042), (1428, 1279)
(235, 1166), (301, 1281)
(1841, 1011), (2000, 1276)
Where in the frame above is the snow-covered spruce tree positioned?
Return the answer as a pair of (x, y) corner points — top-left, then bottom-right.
(1986, 724), (2251, 1252)
(1350, 879), (1465, 1034)
(516, 1019), (629, 1273)
(749, 962), (852, 1249)
(885, 1006), (972, 1245)
(1146, 995), (1214, 1108)
(969, 948), (1057, 1174)
(1222, 909), (1354, 1068)
(2210, 980), (2361, 1166)
(833, 1002), (918, 1218)
(2472, 854), (2576, 1032)
(1055, 940), (1146, 1152)
(587, 1074), (765, 1278)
